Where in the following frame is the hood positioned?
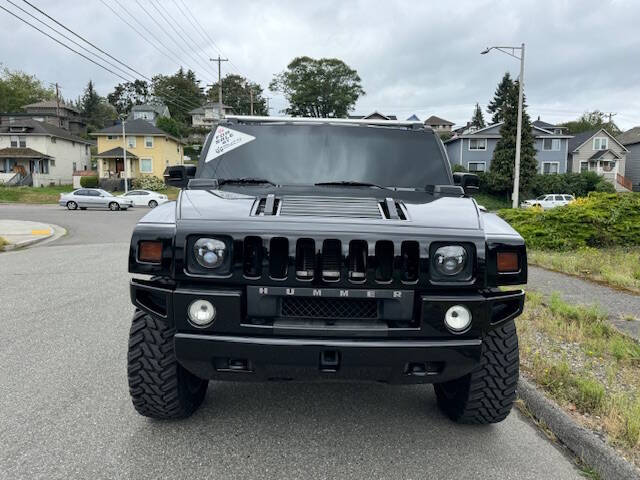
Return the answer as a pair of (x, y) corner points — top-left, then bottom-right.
(176, 189), (482, 231)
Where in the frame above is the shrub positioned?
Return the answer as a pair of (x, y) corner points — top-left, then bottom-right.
(451, 164), (467, 173)
(80, 175), (98, 188)
(478, 171), (615, 197)
(498, 192), (640, 250)
(132, 176), (165, 191)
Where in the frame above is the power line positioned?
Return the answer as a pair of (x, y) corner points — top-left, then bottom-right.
(16, 0), (202, 112)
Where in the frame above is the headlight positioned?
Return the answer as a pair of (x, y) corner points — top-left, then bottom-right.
(194, 238), (226, 268)
(433, 245), (467, 276)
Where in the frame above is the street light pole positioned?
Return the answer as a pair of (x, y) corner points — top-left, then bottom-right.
(481, 43), (526, 208)
(121, 116), (128, 194)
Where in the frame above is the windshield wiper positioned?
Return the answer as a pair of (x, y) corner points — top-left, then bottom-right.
(216, 177), (275, 186)
(315, 180), (388, 189)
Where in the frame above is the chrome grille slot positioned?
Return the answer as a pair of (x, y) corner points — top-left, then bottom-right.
(401, 241), (420, 282)
(279, 196), (383, 218)
(375, 241), (394, 282)
(295, 238), (315, 280)
(268, 237), (288, 279)
(321, 239), (342, 281)
(348, 240), (367, 282)
(243, 236), (263, 277)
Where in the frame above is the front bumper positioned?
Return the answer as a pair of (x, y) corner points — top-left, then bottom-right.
(130, 279), (525, 384)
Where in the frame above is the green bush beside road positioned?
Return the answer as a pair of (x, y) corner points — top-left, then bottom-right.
(498, 193), (640, 250)
(80, 175), (98, 188)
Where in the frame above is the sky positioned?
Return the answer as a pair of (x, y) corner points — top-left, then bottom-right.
(1, 0), (639, 129)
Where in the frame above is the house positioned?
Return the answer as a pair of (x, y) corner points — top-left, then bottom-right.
(617, 127), (640, 191)
(348, 112), (398, 120)
(424, 115), (454, 134)
(189, 103), (235, 127)
(532, 117), (567, 135)
(406, 114), (421, 121)
(0, 119), (91, 186)
(444, 121), (573, 174)
(0, 100), (87, 136)
(92, 119), (184, 181)
(128, 102), (170, 125)
(567, 128), (630, 191)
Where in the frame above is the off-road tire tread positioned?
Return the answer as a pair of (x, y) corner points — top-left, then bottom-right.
(127, 310), (207, 419)
(434, 320), (519, 424)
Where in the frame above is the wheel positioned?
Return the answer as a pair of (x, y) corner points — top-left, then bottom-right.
(127, 310), (208, 419)
(434, 320), (519, 424)
(148, 200), (158, 208)
(108, 202), (120, 211)
(66, 201), (78, 210)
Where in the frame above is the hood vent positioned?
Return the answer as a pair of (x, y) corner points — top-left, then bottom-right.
(253, 195), (407, 220)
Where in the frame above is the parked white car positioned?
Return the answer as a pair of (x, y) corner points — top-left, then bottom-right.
(118, 190), (169, 208)
(59, 189), (134, 211)
(521, 194), (575, 210)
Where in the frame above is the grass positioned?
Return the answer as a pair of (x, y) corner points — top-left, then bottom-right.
(518, 291), (640, 460)
(0, 237), (8, 249)
(472, 192), (511, 211)
(529, 247), (640, 294)
(0, 185), (181, 204)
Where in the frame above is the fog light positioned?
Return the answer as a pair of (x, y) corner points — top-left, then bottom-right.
(188, 299), (216, 327)
(444, 305), (472, 333)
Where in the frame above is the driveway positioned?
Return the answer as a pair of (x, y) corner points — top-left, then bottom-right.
(0, 204), (583, 479)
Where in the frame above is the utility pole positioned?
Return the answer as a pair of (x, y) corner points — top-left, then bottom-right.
(606, 112), (617, 127)
(121, 116), (128, 194)
(209, 55), (228, 119)
(264, 96), (272, 115)
(55, 82), (61, 127)
(250, 89), (254, 116)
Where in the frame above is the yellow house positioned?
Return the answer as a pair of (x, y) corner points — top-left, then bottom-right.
(92, 119), (184, 180)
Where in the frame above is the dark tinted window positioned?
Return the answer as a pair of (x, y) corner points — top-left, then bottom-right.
(75, 190), (86, 196)
(199, 123), (451, 188)
(87, 190), (101, 197)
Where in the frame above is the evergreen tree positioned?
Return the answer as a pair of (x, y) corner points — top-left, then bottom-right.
(489, 80), (538, 195)
(486, 72), (513, 124)
(78, 80), (117, 133)
(470, 102), (485, 129)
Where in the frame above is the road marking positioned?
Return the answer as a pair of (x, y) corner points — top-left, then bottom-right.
(31, 229), (51, 235)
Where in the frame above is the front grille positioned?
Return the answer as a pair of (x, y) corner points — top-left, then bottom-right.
(281, 297), (378, 320)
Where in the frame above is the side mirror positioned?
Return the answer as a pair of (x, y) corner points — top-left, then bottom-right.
(453, 172), (480, 196)
(164, 165), (196, 189)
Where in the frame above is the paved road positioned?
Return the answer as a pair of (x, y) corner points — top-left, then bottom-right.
(0, 204), (582, 480)
(529, 266), (640, 340)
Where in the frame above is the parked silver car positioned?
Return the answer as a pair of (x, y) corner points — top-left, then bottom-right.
(59, 188), (134, 211)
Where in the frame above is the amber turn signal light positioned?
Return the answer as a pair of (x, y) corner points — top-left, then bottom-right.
(497, 251), (519, 273)
(139, 241), (163, 263)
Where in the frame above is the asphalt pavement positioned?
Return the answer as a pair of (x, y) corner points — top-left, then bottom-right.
(0, 203), (583, 480)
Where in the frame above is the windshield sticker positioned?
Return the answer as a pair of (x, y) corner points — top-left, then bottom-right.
(205, 126), (256, 163)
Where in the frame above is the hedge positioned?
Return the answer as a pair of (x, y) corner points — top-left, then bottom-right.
(80, 175), (98, 188)
(498, 193), (640, 250)
(132, 176), (166, 191)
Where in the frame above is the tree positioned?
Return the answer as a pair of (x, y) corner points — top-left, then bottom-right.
(0, 66), (55, 112)
(470, 102), (485, 129)
(486, 72), (513, 124)
(269, 57), (365, 117)
(77, 80), (117, 133)
(156, 116), (186, 138)
(207, 74), (267, 116)
(489, 80), (538, 195)
(152, 68), (203, 124)
(107, 79), (149, 115)
(559, 110), (621, 136)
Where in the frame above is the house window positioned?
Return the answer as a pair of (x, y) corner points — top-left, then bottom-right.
(542, 138), (561, 151)
(73, 162), (77, 172)
(542, 162), (559, 174)
(41, 160), (49, 174)
(50, 159), (56, 167)
(19, 136), (26, 147)
(85, 145), (89, 154)
(10, 135), (18, 147)
(580, 161), (589, 173)
(127, 136), (136, 148)
(140, 158), (153, 173)
(107, 135), (115, 140)
(602, 161), (615, 172)
(593, 137), (608, 150)
(144, 136), (153, 148)
(468, 138), (487, 151)
(468, 162), (486, 172)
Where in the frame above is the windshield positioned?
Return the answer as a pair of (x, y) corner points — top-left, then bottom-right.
(536, 195), (547, 200)
(198, 123), (451, 188)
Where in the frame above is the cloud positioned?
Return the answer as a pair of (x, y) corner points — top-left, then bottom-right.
(1, 0), (638, 128)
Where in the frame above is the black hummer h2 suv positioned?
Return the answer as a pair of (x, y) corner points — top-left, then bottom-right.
(127, 116), (526, 423)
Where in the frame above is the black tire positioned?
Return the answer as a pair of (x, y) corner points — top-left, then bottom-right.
(434, 320), (519, 424)
(66, 201), (78, 210)
(148, 200), (158, 208)
(127, 310), (208, 419)
(108, 202), (120, 211)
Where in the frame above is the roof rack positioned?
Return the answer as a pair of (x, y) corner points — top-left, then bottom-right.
(224, 115), (427, 129)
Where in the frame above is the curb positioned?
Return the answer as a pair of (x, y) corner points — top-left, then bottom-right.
(518, 376), (640, 480)
(0, 223), (66, 251)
